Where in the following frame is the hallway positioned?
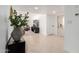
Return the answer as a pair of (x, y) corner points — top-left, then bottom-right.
(23, 31), (64, 53)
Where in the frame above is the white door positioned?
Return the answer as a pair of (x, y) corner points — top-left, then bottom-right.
(47, 15), (57, 35)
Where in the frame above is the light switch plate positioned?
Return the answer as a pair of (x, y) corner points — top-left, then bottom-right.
(67, 20), (72, 24)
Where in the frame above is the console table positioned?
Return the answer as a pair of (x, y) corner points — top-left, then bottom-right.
(7, 41), (25, 53)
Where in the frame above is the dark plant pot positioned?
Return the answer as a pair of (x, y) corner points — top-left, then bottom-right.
(11, 27), (25, 42)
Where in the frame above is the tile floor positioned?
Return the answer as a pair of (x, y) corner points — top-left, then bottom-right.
(22, 31), (64, 53)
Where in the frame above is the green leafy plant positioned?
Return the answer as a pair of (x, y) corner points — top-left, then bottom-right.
(9, 10), (29, 28)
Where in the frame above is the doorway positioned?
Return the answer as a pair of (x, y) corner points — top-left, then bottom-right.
(57, 15), (64, 36)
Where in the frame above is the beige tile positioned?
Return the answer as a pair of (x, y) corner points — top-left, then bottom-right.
(22, 31), (64, 53)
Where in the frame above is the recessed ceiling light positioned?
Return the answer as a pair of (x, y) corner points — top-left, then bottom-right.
(34, 7), (39, 10)
(52, 10), (56, 14)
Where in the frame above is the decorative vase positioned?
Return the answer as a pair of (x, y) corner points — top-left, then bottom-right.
(11, 27), (25, 42)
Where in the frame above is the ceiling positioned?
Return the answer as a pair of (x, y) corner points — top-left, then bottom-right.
(12, 5), (64, 15)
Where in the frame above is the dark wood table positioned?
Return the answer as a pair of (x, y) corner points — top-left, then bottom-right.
(7, 41), (25, 53)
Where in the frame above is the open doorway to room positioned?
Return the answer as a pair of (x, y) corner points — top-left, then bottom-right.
(57, 15), (64, 37)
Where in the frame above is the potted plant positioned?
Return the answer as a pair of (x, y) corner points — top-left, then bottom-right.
(9, 9), (29, 42)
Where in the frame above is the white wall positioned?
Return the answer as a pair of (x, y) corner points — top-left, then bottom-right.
(29, 13), (41, 27)
(39, 14), (47, 35)
(0, 6), (9, 53)
(64, 5), (79, 52)
(47, 14), (57, 35)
